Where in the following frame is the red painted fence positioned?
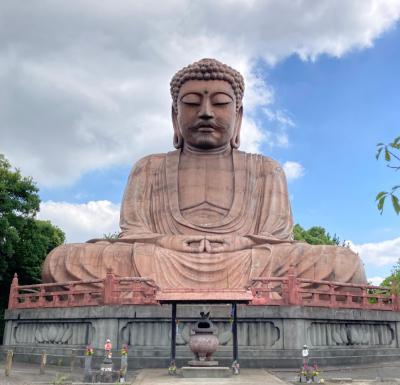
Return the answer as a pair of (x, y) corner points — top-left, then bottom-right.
(8, 269), (159, 309)
(8, 268), (400, 311)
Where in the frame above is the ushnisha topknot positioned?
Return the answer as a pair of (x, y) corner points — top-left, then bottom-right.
(170, 58), (245, 111)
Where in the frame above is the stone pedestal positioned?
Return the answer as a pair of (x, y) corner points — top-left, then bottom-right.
(3, 304), (400, 368)
(182, 366), (231, 378)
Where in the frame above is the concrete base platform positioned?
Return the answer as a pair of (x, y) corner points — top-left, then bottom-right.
(182, 366), (231, 378)
(3, 304), (400, 368)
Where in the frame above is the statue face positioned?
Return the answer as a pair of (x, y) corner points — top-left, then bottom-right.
(173, 80), (242, 150)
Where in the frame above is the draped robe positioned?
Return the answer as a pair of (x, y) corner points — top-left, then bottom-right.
(42, 149), (366, 288)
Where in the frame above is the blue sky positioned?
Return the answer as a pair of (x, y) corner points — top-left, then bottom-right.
(1, 1), (400, 284)
(264, 29), (400, 281)
(267, 28), (400, 242)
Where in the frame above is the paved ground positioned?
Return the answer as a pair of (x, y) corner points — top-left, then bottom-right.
(271, 361), (400, 383)
(133, 368), (287, 385)
(2, 361), (400, 385)
(0, 361), (89, 385)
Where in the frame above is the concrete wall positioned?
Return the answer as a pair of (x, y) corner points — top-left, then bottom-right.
(3, 304), (400, 368)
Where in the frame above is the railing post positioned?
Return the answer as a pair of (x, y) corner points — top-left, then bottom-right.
(8, 273), (18, 309)
(288, 265), (299, 305)
(361, 285), (367, 308)
(329, 284), (336, 308)
(104, 268), (115, 305)
(38, 285), (45, 307)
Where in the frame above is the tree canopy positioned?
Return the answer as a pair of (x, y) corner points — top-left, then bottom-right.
(376, 136), (400, 214)
(0, 155), (65, 341)
(293, 224), (344, 246)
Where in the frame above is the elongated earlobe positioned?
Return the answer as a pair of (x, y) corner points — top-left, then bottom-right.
(173, 132), (183, 149)
(231, 106), (242, 149)
(171, 105), (183, 149)
(230, 134), (240, 149)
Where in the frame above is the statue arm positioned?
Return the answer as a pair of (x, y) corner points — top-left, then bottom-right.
(118, 155), (164, 243)
(247, 158), (294, 244)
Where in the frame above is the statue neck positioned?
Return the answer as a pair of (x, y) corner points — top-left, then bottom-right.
(182, 143), (232, 156)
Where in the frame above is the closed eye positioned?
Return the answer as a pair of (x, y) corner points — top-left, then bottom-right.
(211, 93), (233, 106)
(181, 93), (201, 105)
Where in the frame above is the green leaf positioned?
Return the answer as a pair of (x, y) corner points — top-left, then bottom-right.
(377, 195), (387, 214)
(393, 136), (400, 145)
(376, 147), (383, 160)
(385, 148), (391, 161)
(392, 194), (400, 215)
(376, 191), (388, 201)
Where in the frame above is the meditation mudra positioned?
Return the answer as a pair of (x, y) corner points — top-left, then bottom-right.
(42, 58), (366, 289)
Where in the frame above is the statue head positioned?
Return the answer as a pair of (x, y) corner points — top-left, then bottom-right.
(170, 58), (245, 150)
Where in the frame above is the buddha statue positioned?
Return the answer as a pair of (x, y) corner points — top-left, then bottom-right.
(42, 58), (366, 289)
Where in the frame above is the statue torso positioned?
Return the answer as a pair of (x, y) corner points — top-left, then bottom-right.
(178, 151), (234, 225)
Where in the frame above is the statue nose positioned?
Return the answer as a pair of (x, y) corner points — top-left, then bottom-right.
(198, 100), (214, 119)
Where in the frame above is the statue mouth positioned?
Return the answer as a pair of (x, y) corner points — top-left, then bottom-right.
(197, 126), (215, 133)
(193, 122), (218, 133)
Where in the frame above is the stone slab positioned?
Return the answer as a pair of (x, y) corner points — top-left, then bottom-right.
(188, 359), (218, 366)
(182, 366), (231, 378)
(6, 304), (400, 322)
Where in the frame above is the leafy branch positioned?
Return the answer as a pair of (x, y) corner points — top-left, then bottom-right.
(376, 136), (400, 214)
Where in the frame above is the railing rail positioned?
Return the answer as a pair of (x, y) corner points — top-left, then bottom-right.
(8, 267), (400, 311)
(248, 266), (399, 311)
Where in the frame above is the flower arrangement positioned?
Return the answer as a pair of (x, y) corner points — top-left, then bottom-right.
(121, 344), (128, 357)
(298, 364), (311, 382)
(312, 362), (324, 384)
(298, 362), (324, 383)
(168, 360), (177, 375)
(84, 345), (94, 356)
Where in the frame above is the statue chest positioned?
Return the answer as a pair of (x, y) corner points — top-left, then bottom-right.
(177, 155), (234, 225)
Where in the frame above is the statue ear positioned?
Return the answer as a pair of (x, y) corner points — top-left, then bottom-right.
(230, 106), (243, 149)
(171, 106), (183, 149)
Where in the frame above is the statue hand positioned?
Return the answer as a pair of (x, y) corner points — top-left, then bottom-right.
(156, 235), (205, 253)
(204, 235), (255, 253)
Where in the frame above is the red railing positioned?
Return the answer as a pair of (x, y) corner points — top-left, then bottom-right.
(248, 267), (399, 311)
(8, 267), (400, 311)
(8, 270), (158, 309)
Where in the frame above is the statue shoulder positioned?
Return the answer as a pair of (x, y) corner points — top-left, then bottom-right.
(130, 153), (166, 176)
(261, 156), (286, 177)
(236, 150), (284, 175)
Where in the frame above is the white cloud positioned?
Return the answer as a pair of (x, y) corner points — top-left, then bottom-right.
(1, 0), (400, 186)
(367, 276), (384, 286)
(38, 200), (120, 243)
(283, 161), (305, 181)
(349, 237), (400, 267)
(240, 116), (267, 153)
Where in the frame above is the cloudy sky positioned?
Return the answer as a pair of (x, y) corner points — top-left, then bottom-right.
(1, 0), (400, 285)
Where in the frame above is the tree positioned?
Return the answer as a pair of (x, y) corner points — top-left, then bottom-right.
(103, 231), (119, 240)
(380, 258), (400, 288)
(376, 136), (400, 214)
(293, 224), (344, 246)
(0, 155), (65, 342)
